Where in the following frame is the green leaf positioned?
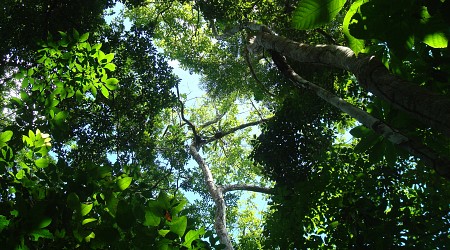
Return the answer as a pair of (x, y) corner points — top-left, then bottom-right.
(0, 130), (13, 146)
(293, 0), (347, 30)
(79, 32), (89, 42)
(37, 217), (52, 229)
(104, 53), (115, 63)
(92, 43), (102, 51)
(16, 169), (25, 180)
(81, 203), (93, 216)
(101, 85), (109, 98)
(169, 216), (187, 237)
(144, 210), (161, 227)
(82, 218), (97, 225)
(183, 229), (203, 248)
(342, 0), (366, 54)
(35, 158), (49, 168)
(73, 29), (80, 40)
(104, 63), (116, 71)
(117, 176), (132, 191)
(105, 78), (119, 90)
(423, 32), (448, 48)
(0, 215), (10, 232)
(158, 229), (170, 237)
(171, 199), (187, 214)
(54, 111), (69, 126)
(354, 131), (380, 153)
(30, 229), (53, 241)
(349, 125), (371, 138)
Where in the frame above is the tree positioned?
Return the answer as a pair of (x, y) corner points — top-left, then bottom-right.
(125, 0), (450, 248)
(2, 0), (450, 249)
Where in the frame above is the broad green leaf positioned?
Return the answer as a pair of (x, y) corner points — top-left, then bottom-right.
(92, 43), (102, 51)
(158, 229), (170, 237)
(423, 32), (448, 48)
(97, 50), (106, 62)
(37, 217), (52, 229)
(293, 0), (347, 30)
(101, 85), (109, 98)
(81, 203), (93, 216)
(117, 176), (132, 191)
(35, 158), (49, 168)
(79, 32), (89, 42)
(171, 199), (187, 214)
(82, 218), (97, 225)
(0, 130), (13, 146)
(104, 53), (115, 63)
(169, 216), (187, 237)
(349, 125), (371, 138)
(104, 63), (116, 71)
(105, 78), (119, 90)
(54, 111), (69, 126)
(342, 0), (366, 54)
(144, 210), (161, 227)
(183, 229), (204, 247)
(16, 170), (25, 180)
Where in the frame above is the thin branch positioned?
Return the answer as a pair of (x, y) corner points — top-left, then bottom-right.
(244, 41), (276, 98)
(203, 119), (268, 144)
(222, 184), (274, 195)
(200, 112), (226, 129)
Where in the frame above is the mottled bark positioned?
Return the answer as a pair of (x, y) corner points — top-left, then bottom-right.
(253, 31), (450, 137)
(189, 143), (234, 250)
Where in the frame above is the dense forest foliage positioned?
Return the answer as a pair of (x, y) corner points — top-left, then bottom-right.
(1, 0), (449, 249)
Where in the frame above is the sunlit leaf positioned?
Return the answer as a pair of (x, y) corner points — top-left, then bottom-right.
(79, 32), (89, 42)
(82, 218), (97, 225)
(423, 32), (448, 48)
(105, 78), (119, 90)
(293, 0), (347, 30)
(0, 130), (13, 146)
(35, 158), (49, 168)
(117, 176), (132, 191)
(169, 216), (187, 237)
(342, 0), (367, 54)
(81, 203), (93, 216)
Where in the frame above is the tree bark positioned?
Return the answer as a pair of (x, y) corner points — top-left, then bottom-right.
(253, 31), (450, 137)
(189, 143), (234, 250)
(269, 51), (450, 178)
(222, 184), (274, 195)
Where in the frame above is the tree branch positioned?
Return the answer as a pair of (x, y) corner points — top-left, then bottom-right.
(203, 119), (268, 144)
(270, 50), (450, 179)
(222, 184), (274, 195)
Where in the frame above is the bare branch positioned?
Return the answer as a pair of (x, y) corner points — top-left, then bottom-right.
(222, 184), (274, 195)
(200, 112), (226, 129)
(204, 118), (269, 144)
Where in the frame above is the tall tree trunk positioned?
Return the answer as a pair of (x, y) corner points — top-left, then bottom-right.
(253, 31), (450, 137)
(189, 143), (234, 250)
